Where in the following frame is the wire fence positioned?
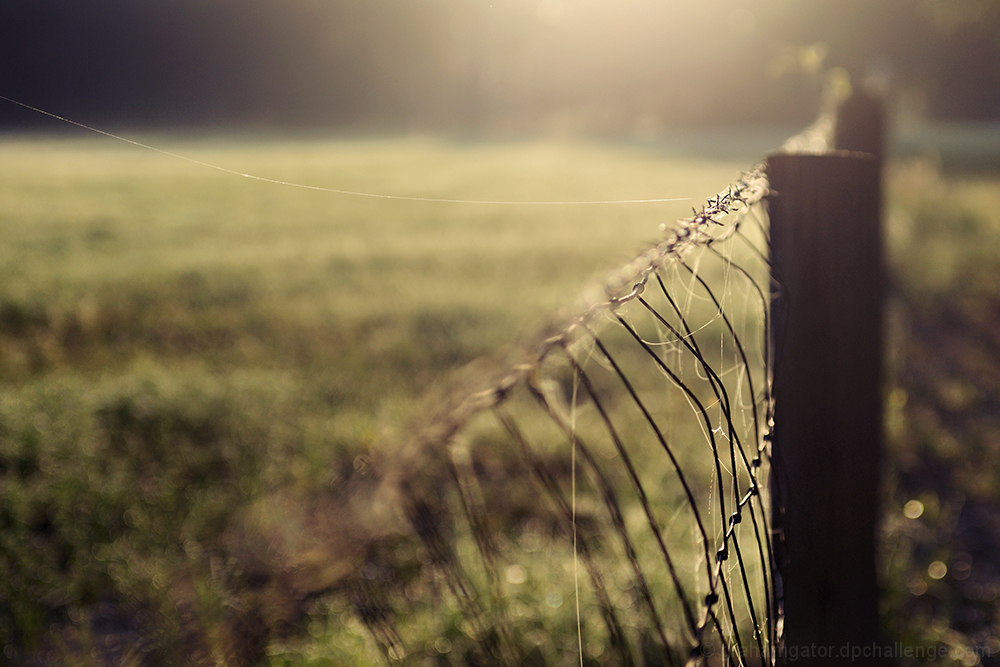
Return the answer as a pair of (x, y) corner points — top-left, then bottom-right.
(347, 114), (837, 666)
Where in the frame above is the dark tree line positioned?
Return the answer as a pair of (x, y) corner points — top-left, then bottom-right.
(0, 0), (997, 130)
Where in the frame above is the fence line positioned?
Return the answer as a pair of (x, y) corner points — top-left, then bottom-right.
(316, 88), (889, 667)
(356, 115), (838, 667)
(0, 88), (893, 666)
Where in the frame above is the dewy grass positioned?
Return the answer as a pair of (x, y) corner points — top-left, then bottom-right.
(0, 136), (745, 385)
(0, 137), (745, 380)
(5, 133), (996, 665)
(880, 158), (1000, 663)
(0, 134), (751, 664)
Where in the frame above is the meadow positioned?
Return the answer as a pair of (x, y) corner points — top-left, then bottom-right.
(1, 131), (998, 665)
(0, 135), (759, 665)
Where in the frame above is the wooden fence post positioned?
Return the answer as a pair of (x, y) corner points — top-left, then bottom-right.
(834, 90), (886, 167)
(768, 95), (887, 664)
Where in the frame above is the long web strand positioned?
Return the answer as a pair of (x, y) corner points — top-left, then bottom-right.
(0, 95), (689, 206)
(570, 373), (585, 667)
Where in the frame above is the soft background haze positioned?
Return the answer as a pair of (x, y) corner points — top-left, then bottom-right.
(2, 1), (1000, 665)
(1, 0), (998, 131)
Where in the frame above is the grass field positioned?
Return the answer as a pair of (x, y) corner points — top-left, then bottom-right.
(1, 132), (999, 666)
(881, 157), (1000, 666)
(0, 135), (760, 666)
(0, 137), (751, 385)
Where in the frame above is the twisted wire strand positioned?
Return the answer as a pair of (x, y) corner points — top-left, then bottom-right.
(376, 111), (835, 665)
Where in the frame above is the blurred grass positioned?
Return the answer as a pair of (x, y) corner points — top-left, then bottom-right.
(882, 157), (1000, 665)
(0, 137), (746, 387)
(0, 135), (750, 665)
(3, 132), (998, 666)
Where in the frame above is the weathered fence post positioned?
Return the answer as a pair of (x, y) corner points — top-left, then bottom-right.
(768, 94), (887, 665)
(834, 90), (886, 168)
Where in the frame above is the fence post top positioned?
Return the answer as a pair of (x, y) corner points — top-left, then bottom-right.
(765, 150), (877, 162)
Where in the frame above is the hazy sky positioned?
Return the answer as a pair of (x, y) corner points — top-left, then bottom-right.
(1, 0), (997, 130)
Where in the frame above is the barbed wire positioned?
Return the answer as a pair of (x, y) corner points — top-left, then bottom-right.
(337, 101), (841, 666)
(348, 118), (832, 664)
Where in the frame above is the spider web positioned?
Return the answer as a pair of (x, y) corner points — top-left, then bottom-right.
(367, 162), (782, 666)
